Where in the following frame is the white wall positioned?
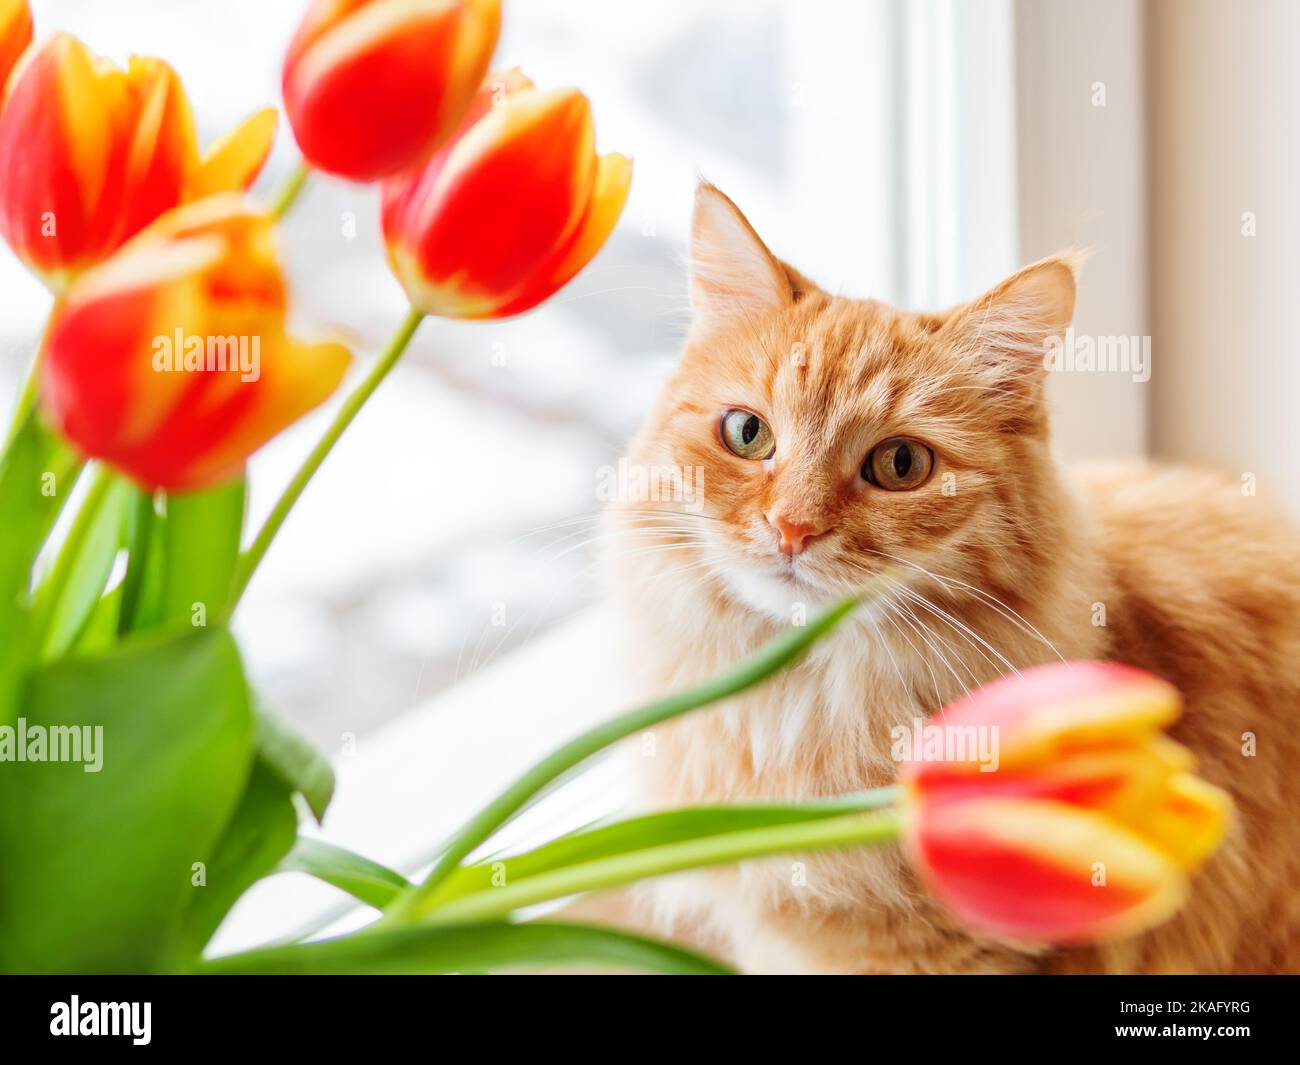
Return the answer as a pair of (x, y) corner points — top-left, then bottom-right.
(1015, 0), (1149, 461)
(1147, 0), (1300, 515)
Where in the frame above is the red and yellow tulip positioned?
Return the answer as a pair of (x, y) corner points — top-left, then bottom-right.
(39, 195), (350, 491)
(282, 0), (500, 182)
(899, 661), (1232, 945)
(0, 33), (276, 291)
(0, 0), (32, 97)
(381, 70), (632, 319)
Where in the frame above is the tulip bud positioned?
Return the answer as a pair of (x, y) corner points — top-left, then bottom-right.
(40, 195), (350, 491)
(0, 33), (276, 291)
(0, 0), (32, 97)
(899, 662), (1232, 945)
(282, 0), (501, 181)
(381, 72), (631, 319)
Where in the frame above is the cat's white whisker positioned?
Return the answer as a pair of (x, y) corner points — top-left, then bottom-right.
(470, 605), (531, 677)
(865, 591), (913, 701)
(885, 584), (978, 703)
(656, 557), (730, 583)
(508, 513), (603, 545)
(890, 582), (1020, 679)
(541, 526), (708, 564)
(512, 507), (726, 551)
(882, 605), (946, 711)
(870, 549), (1066, 663)
(463, 610), (497, 683)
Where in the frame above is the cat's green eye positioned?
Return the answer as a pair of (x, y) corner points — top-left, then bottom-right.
(720, 409), (775, 460)
(863, 437), (934, 491)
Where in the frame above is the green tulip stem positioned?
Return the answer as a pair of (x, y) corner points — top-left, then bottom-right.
(269, 160), (313, 220)
(231, 305), (425, 607)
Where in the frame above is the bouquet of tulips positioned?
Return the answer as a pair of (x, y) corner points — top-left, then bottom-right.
(0, 0), (1231, 975)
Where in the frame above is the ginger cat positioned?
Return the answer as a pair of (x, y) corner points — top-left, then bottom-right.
(595, 182), (1300, 974)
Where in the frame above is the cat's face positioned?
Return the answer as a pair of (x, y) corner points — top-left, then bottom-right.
(622, 183), (1077, 621)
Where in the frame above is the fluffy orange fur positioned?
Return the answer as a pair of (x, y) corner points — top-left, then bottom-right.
(594, 183), (1300, 974)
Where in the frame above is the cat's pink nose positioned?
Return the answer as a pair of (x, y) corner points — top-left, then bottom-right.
(767, 513), (828, 556)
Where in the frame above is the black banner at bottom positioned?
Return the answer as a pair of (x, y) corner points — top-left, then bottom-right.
(0, 974), (1289, 1051)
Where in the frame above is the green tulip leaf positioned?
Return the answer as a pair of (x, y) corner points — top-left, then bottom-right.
(0, 409), (81, 607)
(253, 699), (335, 823)
(199, 921), (731, 975)
(422, 808), (900, 926)
(34, 473), (129, 662)
(428, 791), (899, 909)
(178, 759), (298, 959)
(72, 583), (124, 656)
(275, 837), (411, 911)
(0, 412), (82, 723)
(0, 626), (253, 973)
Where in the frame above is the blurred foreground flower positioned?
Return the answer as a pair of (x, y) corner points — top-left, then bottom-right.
(39, 195), (350, 490)
(282, 0), (500, 181)
(0, 0), (31, 94)
(900, 661), (1232, 945)
(381, 70), (631, 319)
(0, 33), (276, 290)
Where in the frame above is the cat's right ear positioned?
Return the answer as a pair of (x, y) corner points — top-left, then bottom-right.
(939, 252), (1080, 417)
(689, 182), (792, 332)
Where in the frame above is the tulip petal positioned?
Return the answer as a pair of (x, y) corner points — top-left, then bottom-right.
(386, 86), (597, 317)
(119, 58), (197, 241)
(132, 193), (287, 310)
(179, 337), (351, 490)
(906, 737), (1182, 809)
(454, 66), (536, 133)
(0, 32), (268, 288)
(378, 67), (536, 213)
(906, 661), (1181, 783)
(43, 235), (223, 451)
(1132, 772), (1233, 871)
(0, 0), (32, 99)
(907, 796), (1187, 944)
(492, 151), (632, 318)
(49, 36), (119, 219)
(285, 0), (371, 56)
(0, 33), (126, 279)
(190, 108), (278, 198)
(40, 197), (349, 490)
(284, 0), (501, 181)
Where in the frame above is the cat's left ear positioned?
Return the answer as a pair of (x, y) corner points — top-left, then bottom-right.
(941, 253), (1078, 403)
(688, 181), (793, 333)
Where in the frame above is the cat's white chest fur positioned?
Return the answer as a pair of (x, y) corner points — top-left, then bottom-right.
(615, 585), (947, 800)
